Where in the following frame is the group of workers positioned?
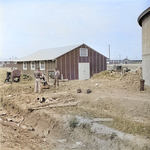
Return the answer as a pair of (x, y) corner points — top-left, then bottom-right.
(34, 67), (60, 94)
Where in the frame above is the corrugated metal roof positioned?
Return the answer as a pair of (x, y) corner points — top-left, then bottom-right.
(18, 44), (82, 62)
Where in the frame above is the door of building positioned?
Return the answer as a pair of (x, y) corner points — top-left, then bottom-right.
(78, 63), (90, 80)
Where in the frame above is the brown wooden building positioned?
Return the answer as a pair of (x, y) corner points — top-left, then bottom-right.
(17, 44), (107, 81)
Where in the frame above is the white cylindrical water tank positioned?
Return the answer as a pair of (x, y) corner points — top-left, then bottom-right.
(138, 7), (150, 87)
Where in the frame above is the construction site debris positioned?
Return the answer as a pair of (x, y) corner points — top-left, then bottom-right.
(6, 95), (12, 97)
(0, 111), (7, 116)
(72, 142), (84, 149)
(40, 97), (46, 103)
(22, 74), (32, 80)
(28, 101), (79, 111)
(45, 99), (50, 103)
(86, 89), (91, 93)
(77, 89), (82, 93)
(57, 139), (67, 143)
(140, 79), (145, 91)
(35, 101), (59, 108)
(95, 83), (99, 86)
(7, 118), (13, 122)
(64, 98), (75, 103)
(43, 138), (47, 142)
(0, 119), (19, 128)
(13, 77), (19, 82)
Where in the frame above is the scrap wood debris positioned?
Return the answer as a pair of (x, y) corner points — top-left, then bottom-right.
(22, 74), (32, 80)
(28, 101), (79, 111)
(28, 97), (77, 111)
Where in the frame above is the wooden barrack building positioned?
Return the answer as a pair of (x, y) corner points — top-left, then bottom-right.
(17, 44), (107, 81)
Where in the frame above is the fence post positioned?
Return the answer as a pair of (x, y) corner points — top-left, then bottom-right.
(140, 79), (145, 91)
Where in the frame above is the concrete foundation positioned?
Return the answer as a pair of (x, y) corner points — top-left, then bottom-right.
(138, 7), (150, 87)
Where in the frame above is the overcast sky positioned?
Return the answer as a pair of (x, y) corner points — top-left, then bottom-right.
(0, 0), (149, 60)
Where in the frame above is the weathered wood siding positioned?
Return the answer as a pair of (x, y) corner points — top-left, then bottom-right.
(56, 44), (107, 80)
(17, 60), (56, 81)
(57, 46), (79, 80)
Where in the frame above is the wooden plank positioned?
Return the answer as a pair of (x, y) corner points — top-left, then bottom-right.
(29, 101), (78, 111)
(33, 101), (60, 108)
(29, 98), (75, 108)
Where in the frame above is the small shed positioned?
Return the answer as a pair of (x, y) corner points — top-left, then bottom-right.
(17, 44), (107, 81)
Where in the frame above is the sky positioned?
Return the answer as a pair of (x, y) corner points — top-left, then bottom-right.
(0, 0), (149, 60)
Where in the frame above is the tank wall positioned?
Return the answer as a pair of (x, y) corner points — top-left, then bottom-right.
(142, 14), (150, 86)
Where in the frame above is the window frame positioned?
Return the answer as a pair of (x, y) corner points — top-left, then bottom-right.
(80, 48), (88, 57)
(23, 62), (27, 70)
(31, 61), (35, 70)
(39, 61), (45, 70)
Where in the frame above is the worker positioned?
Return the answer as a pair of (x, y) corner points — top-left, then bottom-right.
(4, 76), (12, 84)
(41, 74), (50, 90)
(54, 67), (60, 88)
(40, 74), (47, 86)
(40, 74), (45, 81)
(34, 67), (42, 93)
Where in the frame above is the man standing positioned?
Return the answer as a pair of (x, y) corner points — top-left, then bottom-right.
(34, 67), (42, 93)
(54, 68), (60, 88)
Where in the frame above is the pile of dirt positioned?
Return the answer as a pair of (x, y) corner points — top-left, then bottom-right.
(92, 70), (142, 83)
(90, 69), (149, 92)
(120, 69), (142, 81)
(92, 70), (120, 79)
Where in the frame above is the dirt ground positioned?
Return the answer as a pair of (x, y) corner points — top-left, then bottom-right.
(0, 68), (150, 150)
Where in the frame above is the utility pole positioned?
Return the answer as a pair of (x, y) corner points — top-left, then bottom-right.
(108, 45), (110, 61)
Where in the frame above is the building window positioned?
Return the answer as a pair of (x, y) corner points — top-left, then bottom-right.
(31, 62), (35, 70)
(80, 48), (88, 57)
(23, 62), (27, 70)
(7, 61), (10, 64)
(40, 61), (45, 70)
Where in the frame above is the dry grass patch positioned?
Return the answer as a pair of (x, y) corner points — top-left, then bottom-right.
(0, 68), (9, 85)
(108, 117), (150, 137)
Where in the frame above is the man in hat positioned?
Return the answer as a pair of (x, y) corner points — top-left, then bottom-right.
(54, 68), (60, 88)
(34, 67), (42, 93)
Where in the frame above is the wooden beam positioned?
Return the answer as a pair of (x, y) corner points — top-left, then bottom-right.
(28, 101), (79, 111)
